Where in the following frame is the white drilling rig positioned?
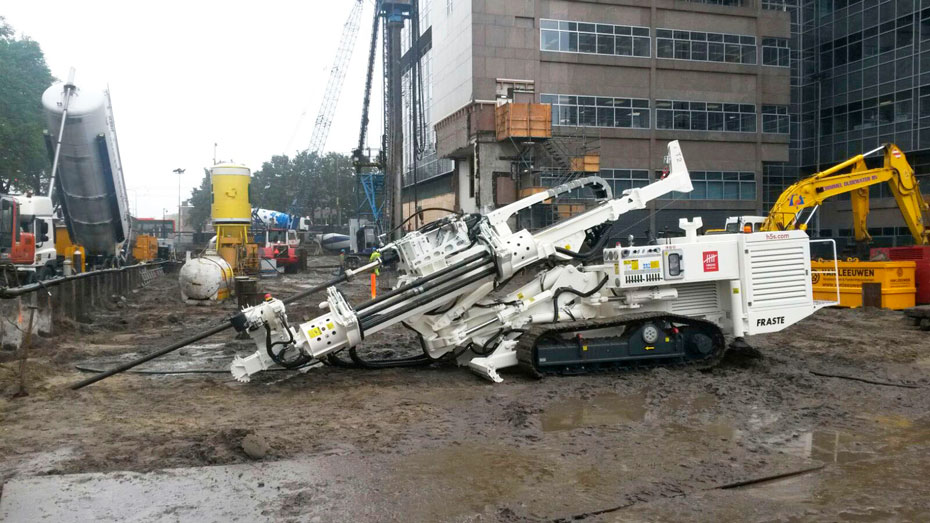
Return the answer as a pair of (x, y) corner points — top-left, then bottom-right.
(227, 141), (835, 383)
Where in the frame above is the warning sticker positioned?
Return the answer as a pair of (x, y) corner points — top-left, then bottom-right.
(703, 251), (719, 272)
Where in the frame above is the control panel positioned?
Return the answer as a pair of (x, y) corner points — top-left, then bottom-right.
(603, 246), (685, 288)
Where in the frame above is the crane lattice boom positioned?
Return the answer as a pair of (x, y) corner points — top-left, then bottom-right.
(308, 0), (364, 156)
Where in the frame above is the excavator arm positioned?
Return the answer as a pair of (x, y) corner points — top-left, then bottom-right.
(761, 143), (930, 245)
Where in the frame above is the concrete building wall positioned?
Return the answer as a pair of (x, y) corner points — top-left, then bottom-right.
(412, 0), (791, 238)
(431, 0), (475, 125)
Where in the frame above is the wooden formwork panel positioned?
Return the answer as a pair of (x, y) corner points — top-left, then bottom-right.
(495, 103), (552, 141)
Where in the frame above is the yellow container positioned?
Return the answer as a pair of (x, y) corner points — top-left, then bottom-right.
(54, 224), (85, 272)
(556, 203), (586, 219)
(211, 163), (252, 224)
(495, 103), (552, 141)
(518, 186), (547, 199)
(132, 234), (158, 262)
(811, 260), (916, 309)
(570, 154), (601, 172)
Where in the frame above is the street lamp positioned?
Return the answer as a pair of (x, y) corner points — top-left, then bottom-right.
(173, 168), (185, 246)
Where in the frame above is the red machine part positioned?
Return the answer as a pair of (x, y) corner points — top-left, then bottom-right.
(260, 245), (298, 266)
(872, 246), (930, 304)
(0, 196), (36, 265)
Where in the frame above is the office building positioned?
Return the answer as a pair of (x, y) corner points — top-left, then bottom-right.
(401, 0), (794, 238)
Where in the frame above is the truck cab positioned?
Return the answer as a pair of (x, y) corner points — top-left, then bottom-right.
(15, 194), (57, 277)
(723, 215), (766, 234)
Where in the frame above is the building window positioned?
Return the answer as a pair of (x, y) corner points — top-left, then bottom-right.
(761, 0), (797, 11)
(656, 29), (756, 65)
(663, 171), (756, 200)
(655, 100), (756, 132)
(761, 37), (790, 67)
(762, 105), (790, 133)
(541, 94), (650, 129)
(540, 19), (650, 58)
(686, 0), (743, 5)
(600, 169), (650, 195)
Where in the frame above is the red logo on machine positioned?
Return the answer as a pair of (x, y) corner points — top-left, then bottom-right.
(703, 251), (719, 272)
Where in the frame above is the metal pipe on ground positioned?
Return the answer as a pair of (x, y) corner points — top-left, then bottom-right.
(70, 260), (382, 390)
(0, 261), (171, 299)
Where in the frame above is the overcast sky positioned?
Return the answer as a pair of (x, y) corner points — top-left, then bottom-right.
(3, 0), (383, 219)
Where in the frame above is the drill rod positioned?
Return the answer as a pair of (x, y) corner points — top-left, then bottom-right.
(70, 260), (382, 390)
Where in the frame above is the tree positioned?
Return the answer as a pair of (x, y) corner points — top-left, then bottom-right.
(249, 151), (355, 224)
(186, 151), (357, 231)
(0, 17), (55, 193)
(186, 168), (212, 232)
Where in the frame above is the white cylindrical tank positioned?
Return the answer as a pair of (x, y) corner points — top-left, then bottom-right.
(179, 256), (234, 305)
(42, 82), (130, 257)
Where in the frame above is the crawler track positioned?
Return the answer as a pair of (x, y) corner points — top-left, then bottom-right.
(515, 312), (727, 378)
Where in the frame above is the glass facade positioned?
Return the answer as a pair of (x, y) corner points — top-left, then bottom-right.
(401, 7), (453, 187)
(540, 94), (650, 129)
(600, 168), (650, 195)
(758, 0), (930, 245)
(656, 29), (757, 64)
(540, 19), (650, 57)
(655, 100), (757, 132)
(662, 171), (757, 200)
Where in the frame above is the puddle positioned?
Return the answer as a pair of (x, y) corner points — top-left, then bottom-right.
(664, 420), (740, 444)
(761, 430), (873, 464)
(541, 393), (646, 432)
(663, 393), (717, 414)
(741, 417), (930, 519)
(390, 444), (563, 519)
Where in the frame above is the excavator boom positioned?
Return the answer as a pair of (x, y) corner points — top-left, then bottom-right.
(760, 143), (930, 245)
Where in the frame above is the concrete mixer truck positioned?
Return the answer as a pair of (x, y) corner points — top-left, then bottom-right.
(252, 208), (304, 273)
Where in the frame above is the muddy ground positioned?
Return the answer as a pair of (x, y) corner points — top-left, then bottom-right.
(1, 260), (929, 521)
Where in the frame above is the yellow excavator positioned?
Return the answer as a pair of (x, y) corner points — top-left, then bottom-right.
(724, 143), (930, 250)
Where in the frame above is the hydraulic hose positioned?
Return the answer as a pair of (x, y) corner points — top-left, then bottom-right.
(264, 320), (311, 369)
(347, 347), (434, 368)
(551, 274), (610, 322)
(553, 226), (613, 261)
(473, 328), (527, 356)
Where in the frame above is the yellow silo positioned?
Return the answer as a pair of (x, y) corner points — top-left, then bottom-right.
(209, 163), (257, 274)
(211, 163), (251, 224)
